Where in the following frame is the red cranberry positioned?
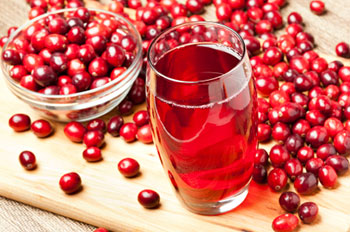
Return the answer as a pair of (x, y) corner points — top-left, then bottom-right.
(83, 147), (102, 162)
(9, 114), (31, 132)
(107, 115), (124, 137)
(105, 44), (125, 67)
(255, 20), (273, 35)
(67, 59), (85, 77)
(318, 165), (337, 188)
(339, 66), (350, 82)
(186, 0), (204, 14)
(120, 123), (138, 142)
(287, 12), (302, 24)
(294, 172), (318, 195)
(285, 23), (303, 39)
(2, 49), (21, 65)
(128, 85), (146, 105)
(272, 122), (291, 142)
(72, 71), (92, 92)
(59, 84), (77, 95)
(31, 119), (53, 138)
(291, 92), (309, 108)
(297, 146), (314, 164)
(87, 119), (106, 133)
(244, 36), (261, 55)
(59, 172), (82, 194)
(284, 158), (303, 180)
(254, 64), (273, 78)
(306, 110), (326, 126)
(257, 123), (272, 142)
(306, 158), (324, 176)
(227, 0), (244, 9)
(305, 126), (329, 148)
(78, 44), (96, 64)
(270, 144), (290, 168)
(325, 155), (349, 175)
(298, 202), (318, 224)
(316, 143), (337, 160)
(324, 85), (340, 100)
(48, 17), (69, 35)
(294, 75), (312, 92)
(311, 57), (328, 74)
(20, 75), (39, 91)
(19, 151), (36, 170)
(297, 40), (314, 53)
(74, 7), (90, 23)
(83, 130), (104, 148)
(328, 60), (344, 73)
(31, 29), (49, 52)
(44, 34), (68, 53)
(0, 36), (9, 47)
(310, 0), (325, 15)
(119, 100), (133, 115)
(65, 44), (80, 60)
(335, 42), (350, 58)
(320, 70), (339, 86)
(49, 53), (68, 73)
(338, 93), (350, 107)
(278, 102), (303, 124)
(252, 164), (267, 184)
(10, 65), (28, 82)
(138, 189), (160, 209)
(268, 107), (280, 125)
(255, 76), (279, 96)
(247, 7), (263, 23)
(87, 58), (108, 78)
(133, 110), (149, 127)
(67, 26), (85, 45)
(64, 121), (86, 143)
(272, 213), (299, 232)
(303, 51), (319, 63)
(285, 134), (303, 155)
(333, 130), (350, 155)
(281, 69), (298, 82)
(292, 119), (311, 137)
(39, 85), (60, 95)
(118, 158), (140, 177)
(137, 124), (153, 144)
(324, 117), (344, 138)
(268, 168), (287, 191)
(269, 90), (290, 108)
(279, 192), (300, 213)
(254, 148), (269, 166)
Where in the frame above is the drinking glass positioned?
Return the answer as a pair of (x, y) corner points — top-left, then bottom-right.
(146, 21), (257, 215)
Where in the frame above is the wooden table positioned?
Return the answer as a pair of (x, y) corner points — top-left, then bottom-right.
(0, 0), (350, 231)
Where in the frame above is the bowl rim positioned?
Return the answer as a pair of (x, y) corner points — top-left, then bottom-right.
(1, 7), (143, 100)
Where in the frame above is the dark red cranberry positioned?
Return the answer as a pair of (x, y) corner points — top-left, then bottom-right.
(105, 44), (125, 67)
(328, 60), (344, 73)
(334, 130), (350, 155)
(292, 119), (311, 137)
(78, 44), (96, 64)
(49, 53), (68, 73)
(67, 26), (86, 44)
(138, 189), (160, 208)
(67, 17), (84, 28)
(83, 147), (102, 162)
(284, 159), (303, 181)
(86, 119), (106, 133)
(294, 172), (318, 195)
(137, 124), (153, 144)
(257, 123), (272, 142)
(305, 158), (324, 176)
(279, 192), (300, 212)
(9, 114), (31, 132)
(320, 70), (339, 86)
(306, 110), (326, 126)
(107, 116), (124, 137)
(294, 75), (313, 92)
(278, 102), (303, 124)
(291, 92), (309, 108)
(285, 134), (303, 155)
(255, 76), (279, 97)
(335, 42), (350, 58)
(272, 214), (299, 232)
(286, 48), (301, 62)
(39, 85), (60, 95)
(59, 172), (82, 194)
(297, 146), (314, 164)
(83, 130), (104, 147)
(298, 202), (318, 224)
(254, 148), (269, 166)
(310, 0), (325, 15)
(2, 49), (21, 65)
(133, 110), (149, 127)
(272, 122), (291, 142)
(325, 155), (349, 175)
(31, 119), (53, 138)
(270, 144), (290, 168)
(85, 36), (107, 55)
(305, 126), (329, 148)
(64, 121), (86, 143)
(268, 168), (287, 191)
(44, 34), (68, 53)
(318, 165), (337, 188)
(282, 69), (298, 82)
(119, 100), (133, 115)
(287, 12), (303, 24)
(297, 40), (314, 53)
(244, 36), (261, 55)
(316, 143), (337, 160)
(48, 17), (69, 35)
(19, 151), (36, 170)
(129, 85), (146, 105)
(71, 71), (92, 92)
(118, 158), (140, 177)
(252, 164), (267, 184)
(74, 7), (90, 22)
(120, 123), (138, 142)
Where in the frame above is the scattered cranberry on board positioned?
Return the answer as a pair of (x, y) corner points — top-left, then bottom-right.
(272, 213), (299, 232)
(9, 113), (31, 132)
(138, 189), (160, 209)
(83, 147), (102, 162)
(31, 119), (53, 138)
(19, 151), (36, 170)
(59, 172), (82, 194)
(118, 158), (140, 178)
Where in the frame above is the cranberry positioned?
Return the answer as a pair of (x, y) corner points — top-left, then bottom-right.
(128, 85), (146, 105)
(306, 158), (324, 176)
(78, 44), (96, 64)
(59, 84), (77, 95)
(186, 0), (204, 14)
(294, 75), (313, 92)
(31, 119), (53, 138)
(338, 93), (350, 107)
(2, 49), (21, 65)
(254, 64), (273, 78)
(48, 17), (69, 35)
(328, 60), (344, 73)
(39, 86), (60, 95)
(294, 172), (318, 195)
(59, 172), (82, 194)
(19, 151), (36, 170)
(138, 189), (160, 209)
(255, 76), (279, 96)
(262, 47), (283, 66)
(318, 165), (337, 188)
(254, 148), (269, 166)
(268, 108), (280, 125)
(285, 134), (303, 155)
(31, 29), (49, 51)
(67, 59), (85, 77)
(292, 119), (311, 137)
(83, 129), (104, 147)
(20, 75), (39, 91)
(257, 123), (272, 142)
(9, 114), (31, 132)
(83, 147), (102, 162)
(64, 121), (86, 143)
(227, 0), (244, 9)
(339, 66), (350, 82)
(49, 53), (68, 73)
(65, 44), (80, 60)
(320, 70), (339, 86)
(87, 119), (106, 133)
(105, 44), (125, 67)
(281, 69), (298, 82)
(269, 90), (289, 108)
(310, 0), (325, 15)
(94, 228), (109, 232)
(118, 158), (140, 177)
(272, 122), (291, 142)
(291, 92), (309, 108)
(284, 159), (303, 181)
(87, 58), (108, 78)
(268, 168), (287, 192)
(305, 110), (326, 126)
(120, 123), (138, 142)
(297, 146), (314, 164)
(67, 26), (85, 44)
(252, 164), (267, 184)
(323, 117), (343, 138)
(119, 100), (134, 115)
(334, 42), (350, 58)
(73, 7), (90, 23)
(315, 144), (336, 161)
(325, 155), (349, 175)
(278, 102), (303, 124)
(255, 20), (273, 35)
(287, 12), (302, 24)
(136, 124), (153, 144)
(72, 71), (92, 92)
(244, 36), (261, 55)
(279, 192), (300, 213)
(298, 202), (318, 224)
(247, 7), (263, 23)
(132, 110), (149, 127)
(107, 115), (124, 137)
(305, 126), (329, 148)
(333, 130), (350, 155)
(324, 85), (340, 100)
(44, 34), (68, 53)
(311, 57), (328, 74)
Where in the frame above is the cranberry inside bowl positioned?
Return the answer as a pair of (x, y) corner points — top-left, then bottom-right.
(1, 8), (142, 122)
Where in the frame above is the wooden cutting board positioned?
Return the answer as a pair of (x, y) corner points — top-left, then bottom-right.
(1, 0), (350, 231)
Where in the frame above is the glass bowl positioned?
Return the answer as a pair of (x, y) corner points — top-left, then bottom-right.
(1, 8), (142, 122)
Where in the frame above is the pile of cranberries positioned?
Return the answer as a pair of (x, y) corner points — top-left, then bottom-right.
(2, 0), (350, 231)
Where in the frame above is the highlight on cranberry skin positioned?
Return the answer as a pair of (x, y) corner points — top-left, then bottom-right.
(137, 189), (160, 209)
(118, 158), (140, 178)
(59, 172), (82, 194)
(19, 151), (37, 170)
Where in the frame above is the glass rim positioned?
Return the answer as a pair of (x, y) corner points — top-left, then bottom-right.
(0, 7), (143, 99)
(147, 21), (247, 85)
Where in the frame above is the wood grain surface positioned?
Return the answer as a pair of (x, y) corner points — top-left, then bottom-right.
(0, 0), (350, 232)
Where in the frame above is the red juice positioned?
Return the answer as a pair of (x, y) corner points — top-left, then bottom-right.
(147, 43), (257, 208)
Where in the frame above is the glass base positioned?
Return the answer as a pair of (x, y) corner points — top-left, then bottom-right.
(181, 183), (250, 215)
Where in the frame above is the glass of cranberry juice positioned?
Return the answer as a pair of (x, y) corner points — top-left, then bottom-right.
(146, 22), (257, 215)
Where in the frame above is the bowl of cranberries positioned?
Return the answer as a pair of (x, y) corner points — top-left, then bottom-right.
(1, 7), (142, 122)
